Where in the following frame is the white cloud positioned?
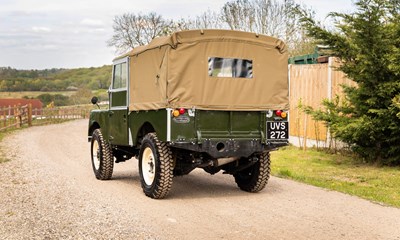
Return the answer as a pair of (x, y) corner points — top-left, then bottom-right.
(80, 18), (104, 27)
(32, 26), (51, 33)
(0, 0), (356, 69)
(22, 44), (58, 51)
(88, 28), (106, 33)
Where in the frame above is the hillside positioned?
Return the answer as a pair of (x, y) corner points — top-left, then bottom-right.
(0, 65), (112, 92)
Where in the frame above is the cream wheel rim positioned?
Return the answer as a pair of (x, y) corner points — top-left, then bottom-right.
(142, 147), (155, 185)
(92, 140), (100, 170)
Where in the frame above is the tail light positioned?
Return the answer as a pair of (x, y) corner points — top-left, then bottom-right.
(173, 109), (180, 117)
(172, 108), (186, 117)
(272, 110), (287, 119)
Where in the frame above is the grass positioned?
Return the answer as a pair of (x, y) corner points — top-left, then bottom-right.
(271, 146), (400, 208)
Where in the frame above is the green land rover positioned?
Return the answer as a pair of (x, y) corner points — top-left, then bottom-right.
(88, 29), (289, 199)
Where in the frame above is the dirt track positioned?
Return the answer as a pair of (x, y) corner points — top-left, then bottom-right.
(1, 120), (400, 240)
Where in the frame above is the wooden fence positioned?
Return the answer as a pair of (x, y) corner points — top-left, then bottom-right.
(0, 105), (32, 131)
(0, 104), (93, 132)
(289, 57), (356, 148)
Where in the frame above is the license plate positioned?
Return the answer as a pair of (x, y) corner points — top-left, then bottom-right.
(267, 121), (288, 140)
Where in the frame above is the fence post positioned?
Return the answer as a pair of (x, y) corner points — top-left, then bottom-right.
(28, 104), (32, 127)
(9, 105), (12, 127)
(326, 57), (333, 149)
(16, 105), (21, 128)
(2, 106), (6, 128)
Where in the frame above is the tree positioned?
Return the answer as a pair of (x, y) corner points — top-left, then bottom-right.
(178, 10), (225, 30)
(220, 0), (315, 55)
(222, 0), (256, 31)
(298, 0), (400, 164)
(107, 12), (174, 54)
(107, 1), (315, 56)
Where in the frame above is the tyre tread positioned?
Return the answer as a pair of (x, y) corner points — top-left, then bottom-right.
(140, 133), (173, 199)
(234, 152), (271, 193)
(92, 129), (113, 180)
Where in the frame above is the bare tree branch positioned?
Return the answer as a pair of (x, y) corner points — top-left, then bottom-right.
(107, 12), (173, 54)
(107, 1), (316, 56)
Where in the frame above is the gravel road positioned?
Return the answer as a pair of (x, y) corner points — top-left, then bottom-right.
(1, 119), (400, 240)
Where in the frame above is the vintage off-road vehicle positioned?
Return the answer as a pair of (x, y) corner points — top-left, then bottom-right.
(88, 29), (289, 199)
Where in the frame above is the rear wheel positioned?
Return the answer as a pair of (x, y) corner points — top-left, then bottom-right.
(234, 152), (270, 192)
(139, 133), (173, 199)
(91, 129), (114, 180)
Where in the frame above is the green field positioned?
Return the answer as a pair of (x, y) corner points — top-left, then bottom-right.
(0, 90), (108, 107)
(0, 90), (108, 99)
(271, 146), (400, 208)
(0, 91), (76, 99)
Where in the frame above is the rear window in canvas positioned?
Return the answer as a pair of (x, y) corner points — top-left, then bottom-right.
(208, 57), (253, 78)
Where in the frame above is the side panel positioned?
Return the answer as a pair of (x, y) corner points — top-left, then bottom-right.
(109, 108), (128, 145)
(88, 110), (110, 140)
(129, 110), (168, 146)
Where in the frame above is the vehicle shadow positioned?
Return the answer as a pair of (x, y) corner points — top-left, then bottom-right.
(168, 172), (283, 200)
(111, 167), (283, 200)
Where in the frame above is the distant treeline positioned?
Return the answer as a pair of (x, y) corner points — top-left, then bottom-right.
(0, 65), (111, 92)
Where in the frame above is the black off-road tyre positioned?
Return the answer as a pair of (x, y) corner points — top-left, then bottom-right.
(233, 152), (271, 193)
(203, 166), (221, 175)
(139, 133), (173, 199)
(91, 129), (114, 180)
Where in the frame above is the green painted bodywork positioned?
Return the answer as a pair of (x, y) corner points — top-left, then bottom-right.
(110, 90), (127, 108)
(88, 110), (110, 139)
(89, 108), (268, 147)
(129, 110), (168, 146)
(109, 108), (128, 145)
(89, 109), (167, 146)
(171, 110), (266, 144)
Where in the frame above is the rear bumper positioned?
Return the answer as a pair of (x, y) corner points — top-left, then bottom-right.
(170, 139), (288, 158)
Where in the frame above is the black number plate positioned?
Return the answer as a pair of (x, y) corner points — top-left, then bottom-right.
(267, 121), (289, 140)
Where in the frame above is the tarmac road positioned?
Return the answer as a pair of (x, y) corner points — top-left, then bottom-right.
(1, 119), (399, 240)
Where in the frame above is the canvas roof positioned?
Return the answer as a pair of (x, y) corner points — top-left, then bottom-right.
(116, 29), (289, 111)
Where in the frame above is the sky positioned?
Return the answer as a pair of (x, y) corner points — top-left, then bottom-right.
(0, 0), (355, 70)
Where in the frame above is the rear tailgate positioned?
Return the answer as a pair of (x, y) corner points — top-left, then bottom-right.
(196, 110), (263, 141)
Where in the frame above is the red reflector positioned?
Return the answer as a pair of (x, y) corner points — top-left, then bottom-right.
(179, 108), (186, 114)
(275, 110), (282, 117)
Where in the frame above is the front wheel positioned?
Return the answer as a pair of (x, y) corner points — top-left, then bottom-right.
(91, 129), (114, 180)
(233, 152), (271, 193)
(139, 133), (173, 199)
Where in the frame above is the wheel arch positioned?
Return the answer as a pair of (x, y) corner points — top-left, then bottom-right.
(88, 122), (101, 142)
(136, 122), (156, 145)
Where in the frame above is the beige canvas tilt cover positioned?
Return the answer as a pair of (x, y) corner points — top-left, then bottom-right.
(116, 29), (289, 111)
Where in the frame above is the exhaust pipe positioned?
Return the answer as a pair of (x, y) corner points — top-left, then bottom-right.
(213, 157), (239, 167)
